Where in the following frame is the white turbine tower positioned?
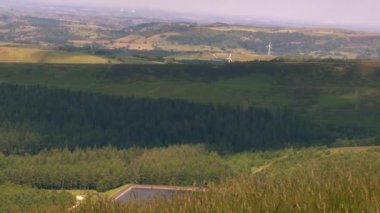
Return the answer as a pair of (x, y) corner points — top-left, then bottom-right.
(226, 53), (233, 63)
(266, 42), (272, 56)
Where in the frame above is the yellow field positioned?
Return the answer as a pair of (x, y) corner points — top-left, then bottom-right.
(209, 26), (270, 33)
(172, 52), (274, 61)
(328, 146), (377, 154)
(107, 32), (224, 52)
(250, 146), (379, 175)
(209, 25), (380, 38)
(0, 45), (118, 64)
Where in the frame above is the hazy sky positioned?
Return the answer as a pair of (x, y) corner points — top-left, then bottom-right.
(23, 0), (380, 27)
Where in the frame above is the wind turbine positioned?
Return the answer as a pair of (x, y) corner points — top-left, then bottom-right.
(226, 53), (233, 63)
(266, 42), (272, 56)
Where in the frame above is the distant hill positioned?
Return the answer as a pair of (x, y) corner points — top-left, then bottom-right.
(109, 22), (380, 60)
(1, 6), (380, 62)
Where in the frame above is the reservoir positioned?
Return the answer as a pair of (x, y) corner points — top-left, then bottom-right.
(113, 185), (199, 202)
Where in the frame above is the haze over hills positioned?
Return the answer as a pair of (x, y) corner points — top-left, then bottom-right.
(6, 0), (380, 32)
(1, 1), (380, 63)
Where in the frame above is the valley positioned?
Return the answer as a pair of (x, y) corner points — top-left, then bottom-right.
(0, 1), (379, 212)
(0, 61), (379, 211)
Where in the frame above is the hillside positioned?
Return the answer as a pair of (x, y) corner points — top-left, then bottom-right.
(3, 145), (378, 211)
(108, 23), (380, 60)
(1, 7), (380, 62)
(0, 43), (119, 63)
(0, 83), (322, 154)
(1, 2), (379, 213)
(0, 61), (380, 140)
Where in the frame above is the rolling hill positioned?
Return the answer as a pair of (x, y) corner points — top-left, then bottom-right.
(0, 61), (379, 140)
(1, 6), (380, 62)
(0, 2), (379, 213)
(0, 43), (118, 63)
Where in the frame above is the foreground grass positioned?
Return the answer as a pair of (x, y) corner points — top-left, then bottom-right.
(0, 183), (74, 212)
(70, 148), (380, 212)
(2, 146), (379, 212)
(64, 190), (97, 197)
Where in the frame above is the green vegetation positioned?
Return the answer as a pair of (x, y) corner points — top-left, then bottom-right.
(0, 61), (379, 211)
(0, 83), (321, 154)
(168, 28), (335, 55)
(0, 145), (233, 191)
(0, 45), (118, 64)
(71, 147), (380, 212)
(333, 137), (380, 147)
(0, 183), (73, 212)
(2, 5), (380, 212)
(0, 61), (379, 139)
(102, 184), (130, 199)
(8, 146), (375, 212)
(1, 144), (379, 211)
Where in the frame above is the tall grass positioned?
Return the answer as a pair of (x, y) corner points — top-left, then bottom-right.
(71, 148), (380, 212)
(0, 183), (73, 212)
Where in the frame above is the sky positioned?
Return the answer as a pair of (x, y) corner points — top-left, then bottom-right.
(17, 0), (380, 28)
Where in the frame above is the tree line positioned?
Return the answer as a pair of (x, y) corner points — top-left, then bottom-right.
(0, 83), (326, 154)
(0, 145), (231, 191)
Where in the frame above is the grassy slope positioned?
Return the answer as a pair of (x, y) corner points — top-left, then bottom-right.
(0, 183), (74, 212)
(4, 146), (377, 212)
(106, 23), (380, 60)
(0, 64), (285, 107)
(0, 46), (118, 64)
(70, 146), (380, 212)
(102, 184), (130, 199)
(169, 52), (274, 62)
(0, 61), (379, 134)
